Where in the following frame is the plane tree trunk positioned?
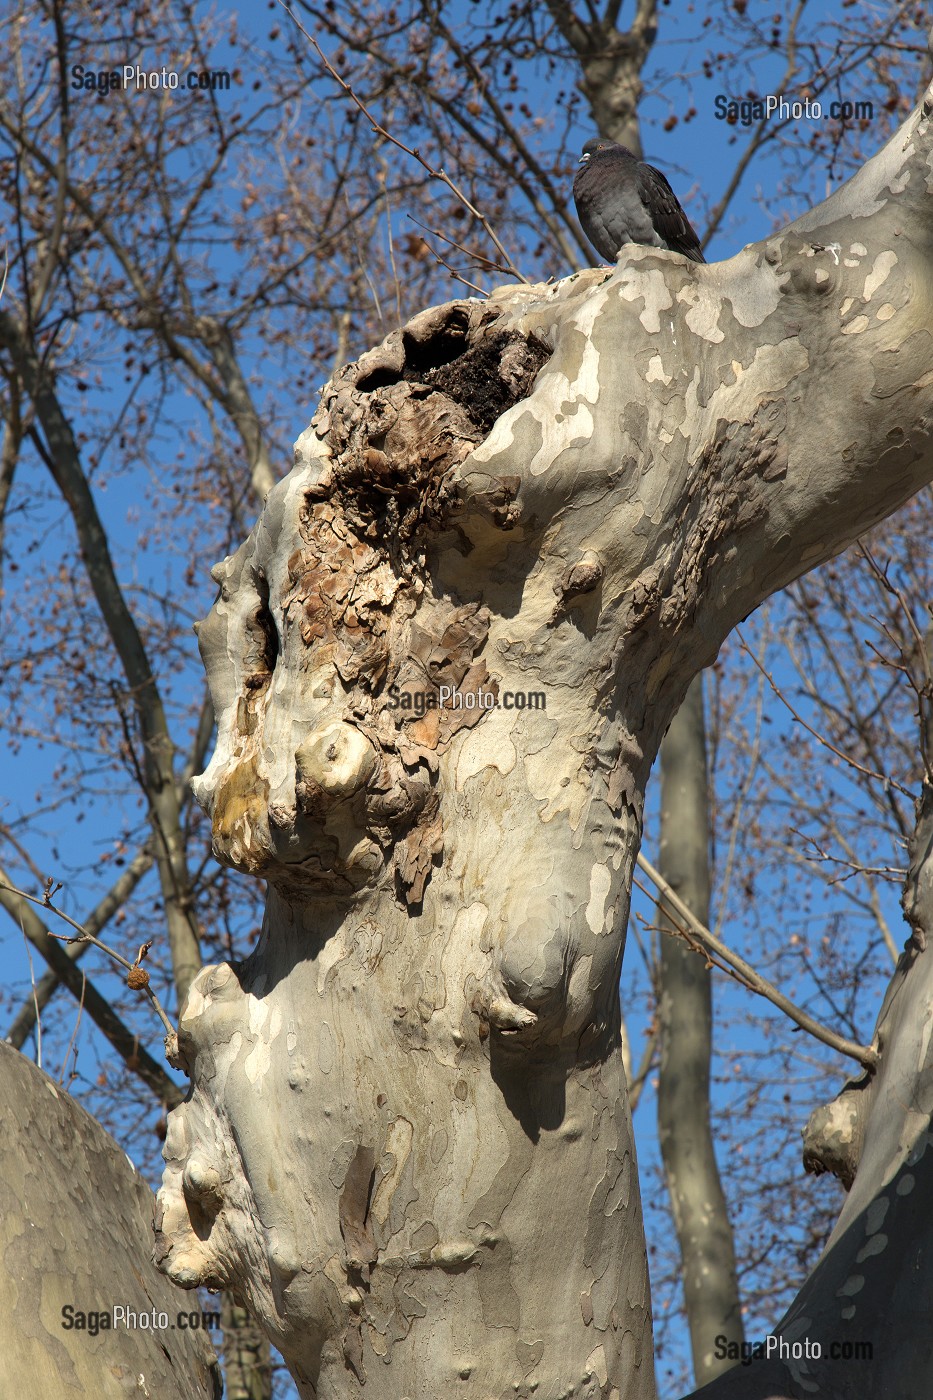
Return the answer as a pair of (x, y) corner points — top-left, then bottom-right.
(657, 678), (744, 1383)
(154, 80), (933, 1400)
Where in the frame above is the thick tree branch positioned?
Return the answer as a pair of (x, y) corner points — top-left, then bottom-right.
(656, 679), (744, 1382)
(545, 0), (658, 152)
(153, 72), (933, 1400)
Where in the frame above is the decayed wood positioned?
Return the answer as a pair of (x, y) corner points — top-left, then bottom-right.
(155, 74), (933, 1400)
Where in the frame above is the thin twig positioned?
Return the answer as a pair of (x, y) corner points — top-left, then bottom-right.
(858, 540), (933, 779)
(737, 629), (913, 798)
(407, 212), (507, 273)
(279, 3), (528, 283)
(635, 853), (879, 1069)
(0, 880), (176, 1040)
(21, 922), (41, 1068)
(410, 231), (488, 296)
(381, 166), (403, 329)
(714, 619), (768, 938)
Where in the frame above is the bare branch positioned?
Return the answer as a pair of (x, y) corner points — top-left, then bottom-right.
(636, 853), (879, 1069)
(280, 5), (529, 283)
(0, 870), (182, 1106)
(737, 628), (913, 800)
(0, 879), (176, 1041)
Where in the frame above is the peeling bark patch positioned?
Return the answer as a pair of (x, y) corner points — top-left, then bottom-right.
(369, 1108), (414, 1232)
(677, 285), (725, 343)
(865, 1198), (889, 1234)
(584, 1148), (632, 1274)
(803, 1089), (864, 1189)
(649, 398), (789, 640)
(871, 329), (933, 399)
(855, 1232), (887, 1262)
(474, 1234), (521, 1331)
(616, 266), (673, 334)
(585, 863), (612, 934)
(339, 1145), (378, 1277)
(863, 250), (898, 300)
(212, 755), (271, 875)
(342, 1321), (366, 1383)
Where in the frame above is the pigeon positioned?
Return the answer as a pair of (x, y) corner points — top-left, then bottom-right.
(573, 139), (705, 265)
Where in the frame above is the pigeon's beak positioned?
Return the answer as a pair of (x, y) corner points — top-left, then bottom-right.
(578, 153), (589, 165)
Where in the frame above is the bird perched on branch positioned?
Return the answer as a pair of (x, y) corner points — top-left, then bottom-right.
(573, 139), (705, 265)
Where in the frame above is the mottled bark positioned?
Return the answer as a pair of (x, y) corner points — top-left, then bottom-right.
(155, 82), (933, 1400)
(658, 678), (743, 1383)
(568, 11), (740, 1369)
(0, 1042), (219, 1400)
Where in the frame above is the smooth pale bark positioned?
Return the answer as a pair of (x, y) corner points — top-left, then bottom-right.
(657, 678), (743, 1383)
(155, 80), (933, 1400)
(0, 1042), (219, 1399)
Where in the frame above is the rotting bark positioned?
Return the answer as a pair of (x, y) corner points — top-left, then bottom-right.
(657, 678), (743, 1384)
(155, 74), (933, 1400)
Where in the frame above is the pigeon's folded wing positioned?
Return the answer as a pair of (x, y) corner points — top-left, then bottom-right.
(637, 163), (705, 263)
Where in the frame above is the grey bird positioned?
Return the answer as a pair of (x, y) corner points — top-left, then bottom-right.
(573, 138), (705, 264)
